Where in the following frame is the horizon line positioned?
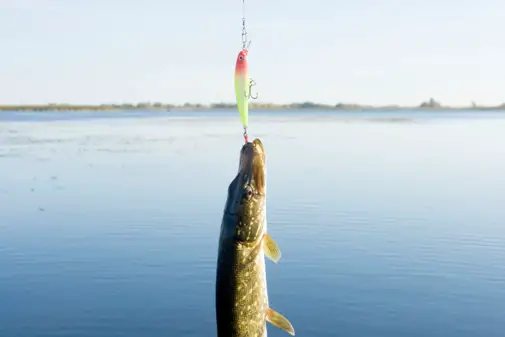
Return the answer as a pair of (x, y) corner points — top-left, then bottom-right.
(1, 98), (505, 111)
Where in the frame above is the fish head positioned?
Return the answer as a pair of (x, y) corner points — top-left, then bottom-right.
(235, 49), (248, 71)
(223, 138), (266, 244)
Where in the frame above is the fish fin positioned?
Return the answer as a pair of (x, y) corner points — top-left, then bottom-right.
(263, 233), (281, 263)
(266, 308), (295, 336)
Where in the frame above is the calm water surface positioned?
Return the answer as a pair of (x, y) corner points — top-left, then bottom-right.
(0, 110), (504, 337)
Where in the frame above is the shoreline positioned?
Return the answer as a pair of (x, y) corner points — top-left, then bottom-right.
(1, 102), (504, 112)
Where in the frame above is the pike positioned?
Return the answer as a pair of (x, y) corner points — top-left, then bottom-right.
(215, 139), (295, 337)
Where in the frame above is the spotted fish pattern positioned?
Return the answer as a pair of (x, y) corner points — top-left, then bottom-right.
(215, 139), (294, 337)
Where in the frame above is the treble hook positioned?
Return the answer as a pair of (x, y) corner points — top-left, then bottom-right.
(245, 79), (258, 99)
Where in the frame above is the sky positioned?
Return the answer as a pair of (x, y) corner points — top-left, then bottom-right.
(0, 0), (504, 106)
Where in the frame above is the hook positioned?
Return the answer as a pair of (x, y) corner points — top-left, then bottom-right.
(245, 79), (258, 99)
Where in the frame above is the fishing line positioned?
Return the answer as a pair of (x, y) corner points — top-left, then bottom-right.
(241, 0), (248, 51)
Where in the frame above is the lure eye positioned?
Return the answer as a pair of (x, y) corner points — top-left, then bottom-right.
(239, 55), (244, 60)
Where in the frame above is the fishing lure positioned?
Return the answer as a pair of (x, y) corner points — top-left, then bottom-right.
(235, 48), (250, 139)
(235, 0), (257, 143)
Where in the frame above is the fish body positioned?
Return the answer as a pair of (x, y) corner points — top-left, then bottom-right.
(235, 49), (250, 128)
(215, 139), (294, 337)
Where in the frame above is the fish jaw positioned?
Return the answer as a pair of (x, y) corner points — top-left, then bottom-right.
(222, 139), (266, 242)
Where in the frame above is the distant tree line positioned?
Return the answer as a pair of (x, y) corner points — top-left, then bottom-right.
(1, 98), (505, 111)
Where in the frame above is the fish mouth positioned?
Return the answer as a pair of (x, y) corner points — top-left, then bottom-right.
(224, 138), (266, 216)
(238, 138), (265, 193)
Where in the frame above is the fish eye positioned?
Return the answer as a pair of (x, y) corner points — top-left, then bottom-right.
(244, 185), (253, 200)
(239, 55), (244, 60)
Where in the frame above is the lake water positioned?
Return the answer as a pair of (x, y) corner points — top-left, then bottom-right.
(0, 109), (504, 337)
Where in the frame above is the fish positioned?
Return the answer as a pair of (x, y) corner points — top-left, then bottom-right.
(235, 49), (250, 129)
(215, 138), (295, 337)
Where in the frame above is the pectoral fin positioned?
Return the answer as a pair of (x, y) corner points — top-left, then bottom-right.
(263, 233), (281, 263)
(266, 308), (295, 336)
